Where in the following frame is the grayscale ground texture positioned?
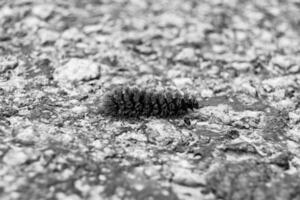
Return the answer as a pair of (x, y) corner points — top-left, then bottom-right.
(1, 0), (300, 199)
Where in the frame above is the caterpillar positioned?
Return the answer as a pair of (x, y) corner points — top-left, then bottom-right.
(100, 86), (199, 118)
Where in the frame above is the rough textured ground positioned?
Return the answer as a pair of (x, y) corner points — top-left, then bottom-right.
(1, 0), (300, 199)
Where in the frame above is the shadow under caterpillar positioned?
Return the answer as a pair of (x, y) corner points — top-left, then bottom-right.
(100, 86), (199, 118)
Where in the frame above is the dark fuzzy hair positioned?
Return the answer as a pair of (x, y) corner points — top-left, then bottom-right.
(100, 86), (199, 118)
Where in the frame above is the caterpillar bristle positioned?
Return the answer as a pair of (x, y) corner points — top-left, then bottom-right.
(101, 86), (199, 118)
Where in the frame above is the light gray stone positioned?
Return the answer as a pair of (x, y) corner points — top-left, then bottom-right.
(54, 58), (100, 84)
(0, 55), (18, 73)
(3, 148), (29, 166)
(32, 4), (54, 19)
(15, 126), (37, 144)
(38, 29), (60, 44)
(175, 48), (198, 63)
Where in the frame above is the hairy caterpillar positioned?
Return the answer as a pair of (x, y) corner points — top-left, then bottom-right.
(100, 86), (199, 118)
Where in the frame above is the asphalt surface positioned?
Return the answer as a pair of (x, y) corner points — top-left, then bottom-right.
(1, 0), (300, 199)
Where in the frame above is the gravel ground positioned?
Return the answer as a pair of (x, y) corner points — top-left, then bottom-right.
(1, 0), (300, 199)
